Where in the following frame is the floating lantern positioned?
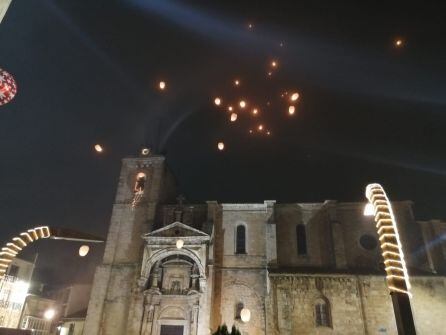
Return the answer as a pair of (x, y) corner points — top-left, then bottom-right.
(214, 97), (221, 106)
(234, 79), (240, 86)
(176, 239), (184, 249)
(240, 308), (251, 323)
(288, 106), (295, 115)
(230, 113), (238, 122)
(363, 203), (375, 216)
(0, 68), (17, 106)
(258, 124), (263, 131)
(94, 144), (103, 153)
(395, 39), (403, 47)
(239, 100), (246, 108)
(159, 81), (166, 90)
(79, 245), (90, 257)
(271, 60), (278, 68)
(217, 142), (225, 151)
(290, 92), (299, 101)
(252, 108), (258, 115)
(228, 106), (233, 112)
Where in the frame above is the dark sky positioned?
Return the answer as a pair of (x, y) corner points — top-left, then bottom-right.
(0, 0), (445, 284)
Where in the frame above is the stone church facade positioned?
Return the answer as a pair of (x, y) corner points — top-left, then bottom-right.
(83, 154), (446, 335)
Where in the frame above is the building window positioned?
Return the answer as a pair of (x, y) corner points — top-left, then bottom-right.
(235, 302), (244, 319)
(315, 298), (331, 327)
(235, 225), (246, 254)
(296, 224), (307, 255)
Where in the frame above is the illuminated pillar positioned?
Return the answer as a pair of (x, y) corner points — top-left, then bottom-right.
(365, 183), (416, 335)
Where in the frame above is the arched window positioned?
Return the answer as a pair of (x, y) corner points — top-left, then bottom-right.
(235, 302), (244, 319)
(296, 224), (307, 255)
(315, 298), (331, 327)
(235, 225), (246, 254)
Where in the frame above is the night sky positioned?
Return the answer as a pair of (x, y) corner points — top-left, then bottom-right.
(1, 1), (445, 284)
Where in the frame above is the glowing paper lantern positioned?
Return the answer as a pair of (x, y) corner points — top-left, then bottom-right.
(290, 92), (299, 101)
(94, 144), (103, 153)
(288, 106), (295, 115)
(239, 100), (246, 108)
(44, 309), (56, 320)
(230, 113), (238, 122)
(234, 79), (240, 86)
(271, 60), (278, 68)
(258, 124), (263, 131)
(0, 68), (17, 106)
(252, 108), (258, 115)
(228, 106), (233, 112)
(363, 203), (374, 216)
(79, 245), (90, 257)
(395, 39), (403, 47)
(240, 308), (251, 322)
(176, 239), (184, 249)
(267, 131), (271, 135)
(214, 97), (221, 106)
(159, 81), (166, 90)
(217, 142), (225, 151)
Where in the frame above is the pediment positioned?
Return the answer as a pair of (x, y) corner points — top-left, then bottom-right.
(145, 222), (209, 238)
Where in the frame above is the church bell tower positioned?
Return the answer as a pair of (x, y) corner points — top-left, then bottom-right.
(84, 150), (176, 335)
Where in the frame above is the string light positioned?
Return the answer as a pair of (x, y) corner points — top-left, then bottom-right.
(365, 183), (411, 296)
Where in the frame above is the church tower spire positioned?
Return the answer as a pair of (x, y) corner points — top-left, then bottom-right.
(84, 150), (176, 335)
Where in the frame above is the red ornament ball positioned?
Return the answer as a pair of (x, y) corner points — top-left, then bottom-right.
(0, 68), (17, 106)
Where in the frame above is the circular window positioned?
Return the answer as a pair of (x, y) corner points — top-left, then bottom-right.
(359, 234), (378, 250)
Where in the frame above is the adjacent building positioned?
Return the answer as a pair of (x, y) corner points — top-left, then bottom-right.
(83, 153), (446, 335)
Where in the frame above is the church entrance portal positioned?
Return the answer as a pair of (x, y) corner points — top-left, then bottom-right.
(160, 325), (184, 335)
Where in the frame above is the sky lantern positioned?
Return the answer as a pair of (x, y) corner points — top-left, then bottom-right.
(228, 105), (233, 112)
(267, 131), (271, 135)
(288, 106), (295, 115)
(79, 245), (90, 257)
(214, 97), (221, 106)
(0, 68), (17, 106)
(158, 81), (166, 90)
(395, 38), (404, 47)
(239, 100), (246, 108)
(94, 144), (103, 153)
(230, 113), (238, 122)
(217, 142), (225, 151)
(290, 92), (299, 101)
(258, 124), (263, 131)
(234, 79), (240, 86)
(252, 108), (258, 115)
(271, 60), (278, 68)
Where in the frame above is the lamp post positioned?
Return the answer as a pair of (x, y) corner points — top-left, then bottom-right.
(365, 183), (416, 335)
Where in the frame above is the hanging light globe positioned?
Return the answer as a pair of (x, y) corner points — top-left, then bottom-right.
(363, 203), (375, 216)
(176, 239), (184, 249)
(240, 308), (251, 322)
(79, 245), (90, 257)
(0, 68), (17, 106)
